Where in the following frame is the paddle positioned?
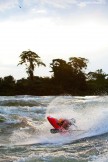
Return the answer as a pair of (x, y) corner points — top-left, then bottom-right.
(50, 129), (60, 133)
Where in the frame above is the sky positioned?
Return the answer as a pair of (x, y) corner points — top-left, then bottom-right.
(0, 0), (108, 79)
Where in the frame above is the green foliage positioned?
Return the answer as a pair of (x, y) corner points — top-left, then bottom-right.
(87, 69), (107, 81)
(0, 75), (16, 95)
(18, 50), (46, 80)
(50, 57), (88, 94)
(87, 69), (108, 95)
(0, 54), (108, 96)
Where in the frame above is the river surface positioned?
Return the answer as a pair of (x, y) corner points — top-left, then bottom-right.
(0, 95), (108, 162)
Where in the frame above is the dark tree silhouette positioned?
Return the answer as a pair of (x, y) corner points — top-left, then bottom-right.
(68, 57), (88, 73)
(50, 59), (67, 79)
(18, 50), (46, 80)
(87, 69), (107, 81)
(50, 57), (89, 94)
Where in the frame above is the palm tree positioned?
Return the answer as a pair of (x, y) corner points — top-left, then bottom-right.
(18, 50), (46, 80)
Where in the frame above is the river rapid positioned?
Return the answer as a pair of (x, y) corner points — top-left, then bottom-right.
(0, 95), (108, 162)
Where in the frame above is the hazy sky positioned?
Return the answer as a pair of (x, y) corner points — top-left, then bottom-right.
(0, 0), (108, 79)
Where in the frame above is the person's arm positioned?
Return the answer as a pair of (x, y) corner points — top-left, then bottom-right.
(60, 120), (69, 130)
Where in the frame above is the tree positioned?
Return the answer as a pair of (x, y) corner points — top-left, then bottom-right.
(50, 59), (71, 92)
(87, 69), (107, 81)
(50, 57), (89, 94)
(18, 50), (46, 80)
(1, 75), (16, 95)
(68, 57), (88, 73)
(86, 69), (108, 95)
(50, 59), (67, 80)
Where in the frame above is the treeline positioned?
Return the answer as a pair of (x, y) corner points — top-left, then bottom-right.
(0, 50), (108, 96)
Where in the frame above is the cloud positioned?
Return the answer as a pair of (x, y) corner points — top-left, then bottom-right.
(22, 0), (76, 9)
(0, 0), (106, 12)
(77, 0), (106, 8)
(40, 0), (76, 9)
(0, 0), (18, 12)
(21, 0), (107, 20)
(31, 8), (47, 14)
(0, 0), (107, 22)
(30, 0), (106, 9)
(0, 0), (106, 16)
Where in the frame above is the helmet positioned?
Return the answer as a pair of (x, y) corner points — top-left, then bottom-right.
(58, 118), (64, 125)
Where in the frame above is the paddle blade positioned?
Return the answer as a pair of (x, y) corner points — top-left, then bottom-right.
(50, 129), (60, 134)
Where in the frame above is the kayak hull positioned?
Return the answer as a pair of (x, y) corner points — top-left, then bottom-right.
(47, 116), (61, 129)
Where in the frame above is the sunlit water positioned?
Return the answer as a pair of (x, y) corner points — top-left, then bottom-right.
(0, 95), (108, 162)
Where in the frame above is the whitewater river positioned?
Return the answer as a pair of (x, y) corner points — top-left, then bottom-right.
(0, 95), (108, 162)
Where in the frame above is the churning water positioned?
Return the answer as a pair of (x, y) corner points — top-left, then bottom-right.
(0, 95), (108, 162)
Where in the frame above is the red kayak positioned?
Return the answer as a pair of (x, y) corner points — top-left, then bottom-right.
(47, 116), (81, 134)
(47, 116), (61, 129)
(47, 116), (68, 134)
